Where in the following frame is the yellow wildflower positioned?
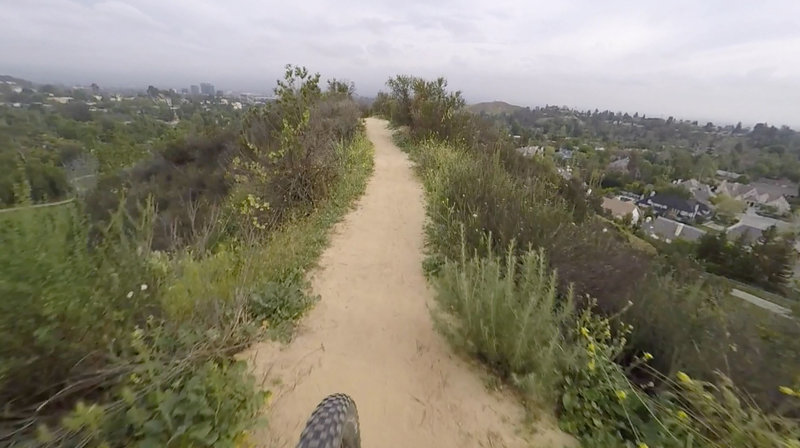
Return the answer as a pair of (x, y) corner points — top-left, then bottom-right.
(588, 359), (596, 371)
(676, 410), (688, 421)
(677, 371), (692, 385)
(580, 327), (589, 338)
(616, 390), (627, 401)
(779, 386), (797, 396)
(643, 352), (653, 361)
(638, 443), (648, 448)
(587, 343), (596, 353)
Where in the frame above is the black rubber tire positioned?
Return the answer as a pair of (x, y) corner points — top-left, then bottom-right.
(296, 393), (360, 448)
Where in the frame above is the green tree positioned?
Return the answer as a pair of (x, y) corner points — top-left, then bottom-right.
(696, 232), (727, 266)
(326, 78), (355, 98)
(713, 194), (746, 218)
(753, 227), (795, 288)
(385, 75), (414, 125)
(11, 158), (32, 205)
(696, 154), (717, 179)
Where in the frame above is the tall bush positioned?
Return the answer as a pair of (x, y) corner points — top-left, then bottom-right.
(434, 235), (579, 408)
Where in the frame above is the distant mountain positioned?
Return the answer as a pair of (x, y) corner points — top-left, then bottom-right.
(467, 101), (525, 115)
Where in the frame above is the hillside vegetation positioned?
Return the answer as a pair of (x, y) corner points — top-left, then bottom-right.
(477, 102), (800, 184)
(467, 101), (525, 116)
(0, 66), (373, 446)
(374, 76), (800, 447)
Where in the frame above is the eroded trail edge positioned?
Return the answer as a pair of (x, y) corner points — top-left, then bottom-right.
(243, 118), (571, 448)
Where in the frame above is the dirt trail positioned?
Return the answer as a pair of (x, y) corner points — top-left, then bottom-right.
(243, 118), (573, 448)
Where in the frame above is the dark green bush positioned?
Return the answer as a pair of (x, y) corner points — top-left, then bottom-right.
(85, 129), (238, 251)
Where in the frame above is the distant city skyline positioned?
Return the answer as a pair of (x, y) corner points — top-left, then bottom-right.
(2, 1), (799, 128)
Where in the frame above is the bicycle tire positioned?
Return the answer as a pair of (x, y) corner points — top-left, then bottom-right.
(296, 393), (360, 448)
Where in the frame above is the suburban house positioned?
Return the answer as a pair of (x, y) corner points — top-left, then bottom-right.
(678, 179), (714, 206)
(723, 214), (790, 245)
(752, 178), (798, 199)
(637, 193), (712, 222)
(715, 180), (792, 214)
(643, 216), (706, 243)
(601, 197), (641, 224)
(618, 191), (642, 202)
(726, 223), (765, 245)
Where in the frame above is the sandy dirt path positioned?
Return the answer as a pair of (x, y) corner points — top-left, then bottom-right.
(242, 118), (573, 448)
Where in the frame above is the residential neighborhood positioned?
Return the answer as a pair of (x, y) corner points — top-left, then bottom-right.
(637, 192), (713, 222)
(514, 139), (800, 249)
(600, 172), (799, 247)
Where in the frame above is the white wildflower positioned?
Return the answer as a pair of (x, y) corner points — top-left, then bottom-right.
(126, 291), (134, 299)
(140, 284), (148, 291)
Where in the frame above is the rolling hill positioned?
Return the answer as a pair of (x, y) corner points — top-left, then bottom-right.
(467, 100), (525, 115)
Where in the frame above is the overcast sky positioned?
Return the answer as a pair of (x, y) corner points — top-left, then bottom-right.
(2, 0), (800, 126)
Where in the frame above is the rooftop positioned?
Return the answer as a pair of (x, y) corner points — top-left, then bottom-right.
(602, 197), (638, 217)
(644, 216), (706, 242)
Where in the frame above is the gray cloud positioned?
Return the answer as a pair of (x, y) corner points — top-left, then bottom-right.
(1, 0), (799, 125)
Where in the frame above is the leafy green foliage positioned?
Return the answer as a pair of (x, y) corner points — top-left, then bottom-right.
(249, 270), (318, 336)
(696, 228), (796, 291)
(113, 359), (264, 448)
(562, 310), (800, 448)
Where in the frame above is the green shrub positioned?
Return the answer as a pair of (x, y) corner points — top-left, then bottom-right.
(86, 128), (238, 251)
(236, 66), (362, 231)
(160, 247), (242, 322)
(116, 359), (264, 448)
(45, 319), (265, 448)
(0, 203), (162, 410)
(561, 312), (800, 448)
(434, 234), (578, 408)
(249, 269), (318, 340)
(560, 305), (653, 446)
(414, 138), (650, 313)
